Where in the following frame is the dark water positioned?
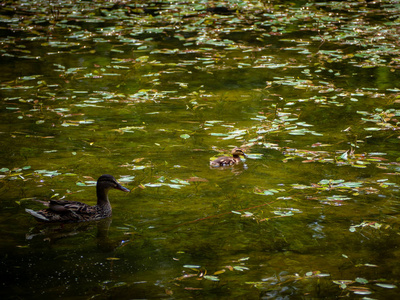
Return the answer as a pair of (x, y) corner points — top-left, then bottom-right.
(1, 1), (400, 299)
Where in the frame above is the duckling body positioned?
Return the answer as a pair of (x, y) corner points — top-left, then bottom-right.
(210, 148), (246, 167)
(25, 174), (130, 223)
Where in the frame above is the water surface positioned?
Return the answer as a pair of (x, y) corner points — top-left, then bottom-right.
(1, 1), (400, 299)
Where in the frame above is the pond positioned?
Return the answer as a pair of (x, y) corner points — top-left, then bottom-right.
(1, 0), (400, 298)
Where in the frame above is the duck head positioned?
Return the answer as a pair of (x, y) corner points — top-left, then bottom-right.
(231, 148), (246, 157)
(97, 174), (130, 193)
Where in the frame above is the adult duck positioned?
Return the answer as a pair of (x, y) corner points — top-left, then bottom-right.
(210, 147), (246, 167)
(25, 174), (130, 223)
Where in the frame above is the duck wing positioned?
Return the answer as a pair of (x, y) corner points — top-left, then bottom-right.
(26, 200), (98, 223)
(49, 200), (96, 214)
(210, 156), (236, 167)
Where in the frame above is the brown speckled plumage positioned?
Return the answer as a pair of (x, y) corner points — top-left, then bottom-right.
(210, 148), (246, 167)
(25, 175), (130, 223)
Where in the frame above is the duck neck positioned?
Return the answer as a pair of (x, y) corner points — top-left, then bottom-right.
(96, 186), (111, 210)
(232, 154), (241, 162)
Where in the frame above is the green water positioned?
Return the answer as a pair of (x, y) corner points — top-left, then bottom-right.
(1, 0), (400, 298)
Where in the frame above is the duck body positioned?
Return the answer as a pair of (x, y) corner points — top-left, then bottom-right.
(210, 148), (246, 167)
(25, 174), (130, 223)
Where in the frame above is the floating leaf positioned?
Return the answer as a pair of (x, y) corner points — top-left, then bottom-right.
(273, 211), (294, 216)
(315, 273), (330, 277)
(350, 287), (372, 295)
(210, 133), (229, 137)
(262, 191), (274, 195)
(233, 266), (249, 271)
(355, 277), (368, 284)
(342, 182), (363, 188)
(205, 120), (223, 124)
(364, 264), (378, 267)
(246, 154), (263, 159)
(144, 183), (163, 188)
(375, 283), (397, 289)
(183, 265), (200, 269)
(203, 275), (220, 281)
(119, 176), (135, 183)
(132, 166), (146, 170)
(364, 127), (381, 131)
(170, 179), (190, 185)
(165, 184), (184, 189)
(180, 134), (190, 139)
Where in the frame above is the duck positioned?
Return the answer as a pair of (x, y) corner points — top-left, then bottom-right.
(25, 174), (130, 223)
(210, 147), (246, 167)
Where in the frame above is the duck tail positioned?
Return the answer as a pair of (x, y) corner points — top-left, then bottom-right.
(25, 209), (49, 222)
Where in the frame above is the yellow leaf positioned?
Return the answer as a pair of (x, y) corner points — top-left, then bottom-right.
(213, 269), (226, 275)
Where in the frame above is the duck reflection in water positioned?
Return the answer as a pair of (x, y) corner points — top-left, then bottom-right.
(26, 218), (129, 252)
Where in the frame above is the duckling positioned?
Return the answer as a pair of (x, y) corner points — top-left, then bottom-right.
(25, 174), (130, 223)
(210, 147), (246, 167)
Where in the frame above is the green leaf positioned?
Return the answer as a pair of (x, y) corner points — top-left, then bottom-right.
(319, 179), (330, 185)
(233, 266), (249, 271)
(183, 264), (200, 269)
(316, 273), (330, 277)
(263, 191), (274, 195)
(364, 127), (381, 131)
(144, 183), (163, 188)
(339, 152), (348, 160)
(375, 283), (397, 289)
(132, 166), (146, 170)
(119, 176), (135, 183)
(355, 277), (368, 284)
(210, 133), (229, 137)
(204, 275), (220, 281)
(273, 211), (294, 216)
(246, 154), (263, 159)
(180, 134), (190, 139)
(343, 182), (363, 188)
(165, 184), (184, 189)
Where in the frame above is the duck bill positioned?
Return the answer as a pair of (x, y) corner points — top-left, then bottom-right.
(117, 183), (130, 193)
